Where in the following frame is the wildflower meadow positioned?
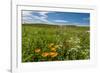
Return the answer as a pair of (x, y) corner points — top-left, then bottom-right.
(22, 24), (90, 62)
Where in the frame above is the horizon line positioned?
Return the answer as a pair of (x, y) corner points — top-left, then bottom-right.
(22, 23), (90, 26)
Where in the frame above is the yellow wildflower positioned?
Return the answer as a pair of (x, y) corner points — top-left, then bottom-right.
(50, 47), (56, 51)
(41, 52), (49, 57)
(49, 52), (58, 57)
(54, 45), (59, 48)
(34, 48), (41, 53)
(48, 43), (54, 48)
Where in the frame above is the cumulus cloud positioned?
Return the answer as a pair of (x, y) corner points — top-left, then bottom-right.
(38, 12), (49, 19)
(22, 11), (53, 24)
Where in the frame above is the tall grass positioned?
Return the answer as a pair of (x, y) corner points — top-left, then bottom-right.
(22, 24), (90, 62)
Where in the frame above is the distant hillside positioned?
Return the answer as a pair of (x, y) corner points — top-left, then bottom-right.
(22, 23), (78, 27)
(22, 23), (90, 29)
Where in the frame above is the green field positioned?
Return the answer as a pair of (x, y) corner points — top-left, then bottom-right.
(22, 24), (90, 62)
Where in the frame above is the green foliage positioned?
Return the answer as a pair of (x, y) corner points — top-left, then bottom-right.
(22, 24), (90, 62)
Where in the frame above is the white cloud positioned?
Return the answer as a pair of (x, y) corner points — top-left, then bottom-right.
(31, 15), (48, 22)
(22, 11), (33, 23)
(38, 12), (49, 19)
(22, 11), (33, 16)
(54, 20), (69, 23)
(39, 12), (48, 15)
(36, 12), (49, 22)
(22, 11), (53, 24)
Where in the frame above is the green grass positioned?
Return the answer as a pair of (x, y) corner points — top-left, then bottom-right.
(22, 23), (90, 62)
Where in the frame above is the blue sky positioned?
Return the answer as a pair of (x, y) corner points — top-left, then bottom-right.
(22, 10), (90, 26)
